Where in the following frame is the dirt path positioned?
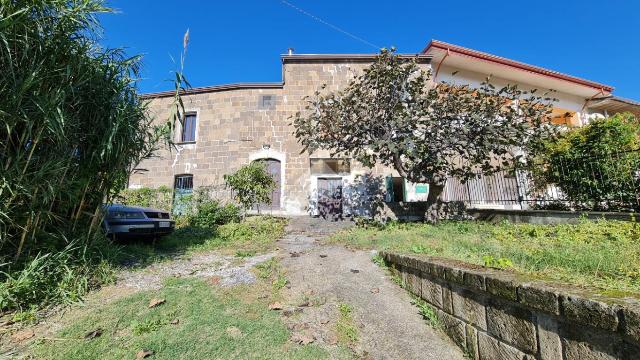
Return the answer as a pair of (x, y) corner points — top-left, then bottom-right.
(278, 217), (464, 360)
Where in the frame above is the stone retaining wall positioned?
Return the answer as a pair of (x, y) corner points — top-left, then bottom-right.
(380, 252), (640, 360)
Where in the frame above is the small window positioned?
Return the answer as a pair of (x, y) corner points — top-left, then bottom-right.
(259, 95), (275, 109)
(180, 113), (197, 143)
(310, 158), (350, 175)
(174, 174), (193, 191)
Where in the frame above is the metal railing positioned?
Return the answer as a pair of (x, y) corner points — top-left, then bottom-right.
(443, 149), (640, 212)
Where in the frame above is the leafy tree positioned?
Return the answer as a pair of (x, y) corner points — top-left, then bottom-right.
(224, 162), (276, 214)
(531, 112), (640, 210)
(292, 48), (557, 220)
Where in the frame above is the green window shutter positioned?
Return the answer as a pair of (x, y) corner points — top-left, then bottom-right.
(385, 176), (393, 202)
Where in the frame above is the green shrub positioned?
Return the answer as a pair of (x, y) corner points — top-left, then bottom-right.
(116, 186), (173, 212)
(532, 113), (640, 210)
(224, 162), (276, 213)
(188, 200), (241, 228)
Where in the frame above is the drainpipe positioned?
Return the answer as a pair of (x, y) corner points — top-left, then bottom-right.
(433, 48), (451, 81)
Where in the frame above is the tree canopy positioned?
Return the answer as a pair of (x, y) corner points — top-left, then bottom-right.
(292, 49), (558, 193)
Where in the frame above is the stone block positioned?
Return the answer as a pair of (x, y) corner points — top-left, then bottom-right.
(431, 262), (446, 280)
(536, 313), (562, 360)
(415, 257), (432, 275)
(463, 270), (486, 291)
(442, 285), (454, 314)
(477, 332), (532, 360)
(486, 274), (518, 302)
(406, 269), (421, 297)
(452, 287), (487, 330)
(518, 282), (560, 315)
(621, 304), (640, 343)
(400, 267), (409, 288)
(559, 322), (625, 360)
(421, 277), (443, 308)
(466, 324), (479, 360)
(444, 266), (465, 285)
(437, 309), (466, 348)
(486, 302), (537, 354)
(561, 294), (619, 331)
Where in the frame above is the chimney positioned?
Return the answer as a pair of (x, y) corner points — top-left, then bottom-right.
(287, 47), (294, 55)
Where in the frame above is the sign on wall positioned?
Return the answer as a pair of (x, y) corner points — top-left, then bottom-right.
(404, 180), (430, 202)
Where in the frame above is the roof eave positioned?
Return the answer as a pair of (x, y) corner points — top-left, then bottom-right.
(423, 40), (614, 93)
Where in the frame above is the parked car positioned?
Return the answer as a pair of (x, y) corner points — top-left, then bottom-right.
(102, 204), (175, 239)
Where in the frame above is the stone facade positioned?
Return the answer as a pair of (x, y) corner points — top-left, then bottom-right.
(130, 55), (431, 215)
(382, 252), (640, 360)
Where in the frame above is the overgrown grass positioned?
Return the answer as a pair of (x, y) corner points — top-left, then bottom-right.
(115, 216), (286, 267)
(331, 219), (640, 295)
(0, 216), (286, 315)
(0, 238), (119, 313)
(32, 278), (331, 359)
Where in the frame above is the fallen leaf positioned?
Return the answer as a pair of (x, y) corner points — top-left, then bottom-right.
(148, 298), (165, 308)
(325, 333), (338, 345)
(170, 319), (179, 325)
(136, 349), (154, 359)
(226, 326), (243, 338)
(350, 269), (360, 273)
(84, 328), (102, 340)
(268, 302), (283, 310)
(208, 276), (221, 285)
(291, 333), (315, 345)
(370, 287), (380, 294)
(11, 329), (35, 342)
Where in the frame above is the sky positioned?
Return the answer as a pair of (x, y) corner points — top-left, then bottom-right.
(99, 0), (640, 99)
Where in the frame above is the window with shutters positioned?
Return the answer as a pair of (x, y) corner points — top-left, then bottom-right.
(179, 113), (197, 143)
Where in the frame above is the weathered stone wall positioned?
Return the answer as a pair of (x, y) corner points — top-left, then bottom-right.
(130, 57), (431, 215)
(380, 252), (640, 360)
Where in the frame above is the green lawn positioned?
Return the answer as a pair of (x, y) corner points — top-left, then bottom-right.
(329, 219), (640, 296)
(32, 278), (332, 359)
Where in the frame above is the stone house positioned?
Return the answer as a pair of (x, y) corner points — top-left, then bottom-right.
(130, 40), (639, 216)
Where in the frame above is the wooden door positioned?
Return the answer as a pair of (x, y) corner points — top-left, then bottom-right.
(317, 178), (343, 220)
(255, 159), (281, 211)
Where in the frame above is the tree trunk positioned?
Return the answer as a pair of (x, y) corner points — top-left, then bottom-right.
(424, 182), (445, 223)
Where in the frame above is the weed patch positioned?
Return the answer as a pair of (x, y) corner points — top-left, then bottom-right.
(335, 303), (358, 346)
(411, 295), (440, 328)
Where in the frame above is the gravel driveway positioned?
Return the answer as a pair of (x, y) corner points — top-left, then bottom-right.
(278, 216), (464, 360)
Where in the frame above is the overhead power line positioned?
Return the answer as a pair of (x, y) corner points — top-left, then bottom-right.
(279, 0), (381, 51)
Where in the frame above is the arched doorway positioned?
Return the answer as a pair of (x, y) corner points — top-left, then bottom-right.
(254, 158), (281, 211)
